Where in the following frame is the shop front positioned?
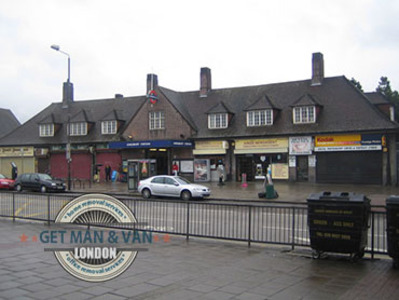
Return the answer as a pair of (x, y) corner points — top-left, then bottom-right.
(0, 146), (35, 178)
(109, 140), (193, 183)
(288, 136), (315, 182)
(314, 134), (384, 184)
(234, 138), (289, 181)
(193, 140), (229, 182)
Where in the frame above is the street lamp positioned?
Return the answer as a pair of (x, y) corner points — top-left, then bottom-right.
(51, 44), (71, 82)
(51, 44), (73, 102)
(51, 44), (72, 190)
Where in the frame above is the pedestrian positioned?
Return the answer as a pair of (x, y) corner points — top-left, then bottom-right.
(172, 162), (179, 176)
(105, 164), (112, 182)
(217, 160), (225, 186)
(11, 162), (18, 180)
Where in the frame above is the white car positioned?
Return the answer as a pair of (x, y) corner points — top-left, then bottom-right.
(138, 175), (211, 200)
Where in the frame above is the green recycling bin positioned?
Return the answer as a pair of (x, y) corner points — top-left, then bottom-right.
(307, 191), (370, 260)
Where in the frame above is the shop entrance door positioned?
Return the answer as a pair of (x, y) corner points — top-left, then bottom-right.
(297, 156), (308, 181)
(237, 156), (254, 181)
(148, 150), (168, 175)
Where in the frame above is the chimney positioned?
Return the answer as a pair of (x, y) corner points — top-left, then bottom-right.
(146, 73), (158, 94)
(200, 67), (212, 97)
(311, 52), (324, 86)
(62, 81), (74, 108)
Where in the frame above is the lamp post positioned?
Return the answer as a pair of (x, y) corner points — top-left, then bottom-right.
(51, 44), (70, 82)
(51, 44), (72, 190)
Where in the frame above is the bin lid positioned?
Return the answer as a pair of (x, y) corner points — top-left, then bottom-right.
(307, 191), (370, 203)
(386, 195), (399, 205)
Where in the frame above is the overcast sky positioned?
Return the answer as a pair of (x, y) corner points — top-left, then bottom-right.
(1, 0), (398, 124)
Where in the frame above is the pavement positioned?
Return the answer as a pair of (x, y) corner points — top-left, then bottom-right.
(74, 179), (399, 206)
(1, 180), (399, 299)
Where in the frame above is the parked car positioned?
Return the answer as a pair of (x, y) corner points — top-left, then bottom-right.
(138, 175), (211, 200)
(14, 173), (66, 193)
(0, 174), (15, 190)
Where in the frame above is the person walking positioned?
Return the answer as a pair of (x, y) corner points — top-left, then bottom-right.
(105, 164), (112, 182)
(217, 161), (225, 186)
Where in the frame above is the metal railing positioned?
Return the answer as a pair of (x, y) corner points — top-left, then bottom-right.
(0, 192), (388, 255)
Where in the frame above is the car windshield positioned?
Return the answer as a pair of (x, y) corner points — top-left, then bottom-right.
(38, 174), (53, 181)
(175, 177), (191, 185)
(0, 174), (5, 179)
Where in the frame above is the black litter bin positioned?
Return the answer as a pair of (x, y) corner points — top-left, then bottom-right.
(307, 191), (370, 260)
(386, 196), (399, 268)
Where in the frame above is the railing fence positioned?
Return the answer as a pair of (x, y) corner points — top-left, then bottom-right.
(0, 192), (388, 256)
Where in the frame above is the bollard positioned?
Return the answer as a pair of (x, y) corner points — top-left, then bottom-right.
(241, 173), (248, 188)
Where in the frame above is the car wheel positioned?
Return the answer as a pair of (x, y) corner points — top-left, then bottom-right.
(181, 190), (192, 201)
(40, 185), (47, 193)
(15, 184), (22, 192)
(142, 188), (151, 199)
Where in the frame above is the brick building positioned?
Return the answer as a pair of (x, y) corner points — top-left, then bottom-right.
(0, 53), (397, 186)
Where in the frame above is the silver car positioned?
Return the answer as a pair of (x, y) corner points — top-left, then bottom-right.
(138, 175), (211, 200)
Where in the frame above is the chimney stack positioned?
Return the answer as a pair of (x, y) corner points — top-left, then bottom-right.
(200, 67), (212, 97)
(146, 73), (158, 94)
(311, 52), (324, 86)
(62, 81), (74, 108)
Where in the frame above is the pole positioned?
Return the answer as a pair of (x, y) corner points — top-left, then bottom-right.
(67, 56), (71, 82)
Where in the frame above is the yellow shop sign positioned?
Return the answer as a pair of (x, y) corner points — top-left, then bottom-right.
(234, 138), (288, 154)
(0, 147), (34, 157)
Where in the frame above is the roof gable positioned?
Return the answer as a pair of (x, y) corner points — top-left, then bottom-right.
(70, 110), (91, 123)
(101, 110), (124, 122)
(291, 93), (322, 107)
(38, 113), (57, 124)
(244, 94), (280, 111)
(206, 101), (234, 114)
(0, 108), (20, 139)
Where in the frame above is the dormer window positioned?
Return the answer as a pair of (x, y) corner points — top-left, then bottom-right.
(69, 122), (87, 136)
(206, 101), (233, 130)
(293, 106), (316, 124)
(291, 94), (321, 124)
(39, 124), (54, 137)
(208, 113), (228, 129)
(101, 120), (117, 134)
(247, 110), (273, 127)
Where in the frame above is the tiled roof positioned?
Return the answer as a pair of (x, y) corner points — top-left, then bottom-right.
(0, 109), (20, 139)
(365, 92), (390, 105)
(0, 75), (397, 147)
(163, 76), (398, 139)
(244, 94), (280, 111)
(0, 96), (146, 146)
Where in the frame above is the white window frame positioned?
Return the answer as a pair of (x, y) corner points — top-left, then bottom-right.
(39, 124), (54, 137)
(293, 106), (316, 124)
(69, 122), (88, 136)
(149, 111), (165, 130)
(208, 113), (228, 129)
(101, 120), (117, 134)
(246, 110), (273, 127)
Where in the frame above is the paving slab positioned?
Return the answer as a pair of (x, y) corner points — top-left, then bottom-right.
(1, 208), (399, 299)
